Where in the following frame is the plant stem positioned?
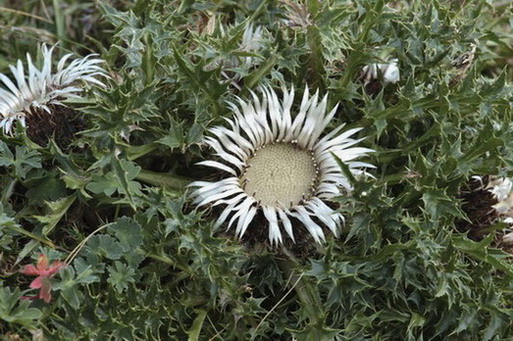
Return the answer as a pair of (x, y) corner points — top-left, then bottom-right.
(278, 248), (324, 321)
(136, 169), (192, 190)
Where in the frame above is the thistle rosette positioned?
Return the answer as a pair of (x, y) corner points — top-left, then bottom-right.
(0, 44), (107, 134)
(190, 86), (375, 245)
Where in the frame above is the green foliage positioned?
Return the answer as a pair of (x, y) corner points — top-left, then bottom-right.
(0, 285), (42, 327)
(1, 0), (513, 340)
(0, 141), (42, 179)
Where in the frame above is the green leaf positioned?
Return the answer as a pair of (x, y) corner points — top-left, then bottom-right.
(0, 143), (41, 179)
(331, 152), (357, 185)
(13, 146), (42, 178)
(187, 309), (207, 341)
(186, 122), (204, 145)
(306, 25), (325, 89)
(35, 195), (76, 235)
(86, 159), (143, 201)
(452, 235), (513, 278)
(86, 172), (118, 196)
(108, 261), (136, 293)
(0, 286), (42, 326)
(461, 136), (503, 164)
(111, 157), (139, 208)
(135, 169), (191, 190)
(157, 116), (185, 150)
(421, 188), (465, 222)
(61, 172), (92, 199)
(108, 217), (143, 251)
(25, 174), (67, 203)
(407, 312), (426, 332)
(87, 235), (124, 260)
(0, 211), (17, 250)
(245, 54), (278, 89)
(483, 314), (506, 341)
(164, 218), (180, 237)
(74, 258), (102, 285)
(54, 267), (83, 309)
(0, 140), (14, 167)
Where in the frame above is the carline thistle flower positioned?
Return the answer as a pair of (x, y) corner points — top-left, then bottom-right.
(190, 86), (375, 245)
(0, 44), (107, 135)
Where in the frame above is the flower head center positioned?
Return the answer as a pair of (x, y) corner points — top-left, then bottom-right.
(241, 142), (317, 207)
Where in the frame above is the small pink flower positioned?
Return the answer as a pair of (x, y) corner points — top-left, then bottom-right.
(20, 254), (65, 303)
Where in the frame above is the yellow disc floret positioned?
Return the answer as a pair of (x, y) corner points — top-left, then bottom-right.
(241, 142), (318, 207)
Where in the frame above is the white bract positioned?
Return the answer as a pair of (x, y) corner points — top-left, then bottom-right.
(477, 176), (513, 245)
(362, 58), (400, 85)
(486, 177), (513, 220)
(0, 44), (107, 134)
(487, 177), (513, 203)
(190, 86), (375, 245)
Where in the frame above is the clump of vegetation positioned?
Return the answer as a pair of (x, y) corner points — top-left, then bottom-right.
(1, 0), (513, 340)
